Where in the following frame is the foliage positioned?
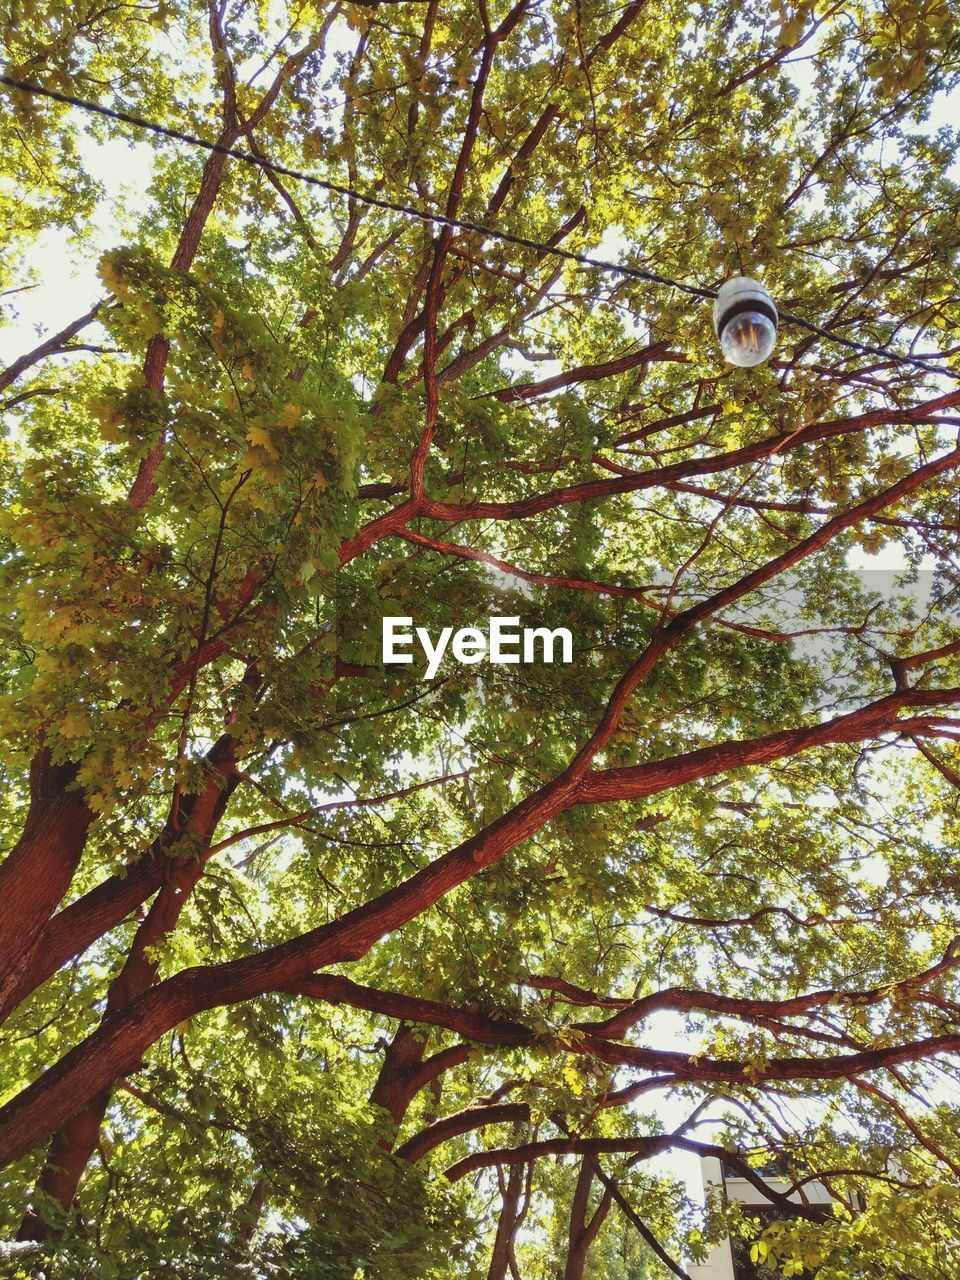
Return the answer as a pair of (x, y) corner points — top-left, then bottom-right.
(1, 0), (960, 1277)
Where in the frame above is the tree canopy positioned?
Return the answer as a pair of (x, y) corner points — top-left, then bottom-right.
(1, 0), (960, 1275)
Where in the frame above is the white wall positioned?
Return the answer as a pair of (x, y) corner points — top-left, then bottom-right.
(688, 1154), (833, 1279)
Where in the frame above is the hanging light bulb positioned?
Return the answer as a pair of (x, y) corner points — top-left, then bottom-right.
(712, 276), (778, 368)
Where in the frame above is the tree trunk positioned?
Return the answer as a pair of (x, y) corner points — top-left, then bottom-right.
(0, 857), (166, 1023)
(235, 1176), (267, 1246)
(565, 1160), (613, 1280)
(369, 1025), (428, 1129)
(18, 741), (239, 1234)
(488, 1161), (525, 1280)
(0, 752), (94, 991)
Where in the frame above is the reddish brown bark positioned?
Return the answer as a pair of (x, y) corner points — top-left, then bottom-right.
(17, 1097), (109, 1238)
(369, 1025), (472, 1138)
(484, 0), (648, 221)
(327, 30), (371, 274)
(126, 8), (325, 503)
(583, 1155), (693, 1280)
(490, 341), (676, 402)
(435, 205), (586, 389)
(366, 1026), (471, 1157)
(19, 735), (240, 1229)
(369, 1025), (429, 1129)
(126, 124), (239, 508)
(383, 1), (530, 397)
(359, 390), (955, 504)
(1, 676), (959, 1170)
(286, 973), (531, 1044)
(8, 3), (956, 1234)
(395, 1102), (532, 1164)
(487, 1160), (525, 1280)
(9, 378), (947, 1018)
(127, 0), (244, 507)
(236, 1177), (268, 1247)
(0, 7), (274, 989)
(0, 614), (262, 1009)
(0, 303), (103, 393)
(565, 1161), (613, 1280)
(295, 953), (960, 1073)
(414, 394), (960, 524)
(394, 1074), (664, 1165)
(0, 857), (161, 1024)
(0, 730), (248, 1022)
(0, 753), (94, 994)
(20, 874), (203, 1232)
(7, 429), (947, 1000)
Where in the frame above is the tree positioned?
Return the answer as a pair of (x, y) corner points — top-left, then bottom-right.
(0, 0), (959, 1275)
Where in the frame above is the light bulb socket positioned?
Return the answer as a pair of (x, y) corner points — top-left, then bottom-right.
(712, 277), (778, 342)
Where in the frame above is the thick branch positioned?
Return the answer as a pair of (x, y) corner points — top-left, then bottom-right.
(0, 303), (103, 392)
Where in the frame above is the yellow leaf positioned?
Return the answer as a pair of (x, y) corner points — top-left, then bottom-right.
(277, 402), (303, 429)
(60, 711), (87, 738)
(246, 425), (280, 460)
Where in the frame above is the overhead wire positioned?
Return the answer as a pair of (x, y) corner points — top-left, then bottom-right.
(0, 73), (956, 384)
